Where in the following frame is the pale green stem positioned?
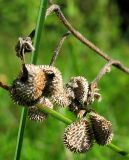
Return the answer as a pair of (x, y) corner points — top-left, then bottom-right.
(37, 104), (129, 158)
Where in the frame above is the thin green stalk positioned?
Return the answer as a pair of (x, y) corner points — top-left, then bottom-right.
(37, 104), (129, 158)
(31, 0), (48, 64)
(38, 105), (72, 124)
(108, 143), (129, 157)
(14, 108), (28, 160)
(14, 1), (48, 160)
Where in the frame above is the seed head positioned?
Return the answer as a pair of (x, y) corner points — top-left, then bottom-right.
(90, 111), (113, 145)
(28, 106), (47, 122)
(28, 97), (53, 122)
(66, 76), (89, 104)
(69, 99), (84, 116)
(63, 118), (93, 153)
(10, 64), (46, 106)
(39, 65), (71, 107)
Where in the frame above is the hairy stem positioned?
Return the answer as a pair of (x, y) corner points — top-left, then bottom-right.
(14, 1), (48, 160)
(37, 104), (129, 158)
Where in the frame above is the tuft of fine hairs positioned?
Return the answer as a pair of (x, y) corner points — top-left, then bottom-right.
(63, 118), (94, 153)
(10, 64), (46, 106)
(28, 97), (53, 122)
(39, 65), (71, 107)
(90, 111), (113, 145)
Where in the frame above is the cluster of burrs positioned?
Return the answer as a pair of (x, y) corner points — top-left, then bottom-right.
(63, 112), (113, 153)
(10, 36), (113, 153)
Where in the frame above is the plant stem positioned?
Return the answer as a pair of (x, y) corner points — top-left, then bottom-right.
(14, 1), (48, 160)
(38, 105), (72, 124)
(14, 108), (28, 160)
(37, 104), (129, 158)
(108, 143), (129, 158)
(31, 0), (48, 64)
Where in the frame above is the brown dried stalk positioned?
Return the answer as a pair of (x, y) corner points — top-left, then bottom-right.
(91, 60), (119, 86)
(50, 31), (71, 66)
(0, 81), (10, 91)
(46, 4), (129, 74)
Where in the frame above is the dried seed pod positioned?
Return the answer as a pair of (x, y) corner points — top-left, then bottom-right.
(66, 76), (89, 104)
(90, 111), (113, 145)
(39, 65), (71, 107)
(28, 97), (53, 122)
(63, 118), (93, 153)
(15, 37), (34, 60)
(10, 64), (46, 106)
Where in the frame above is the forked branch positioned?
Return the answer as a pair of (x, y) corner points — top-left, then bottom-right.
(44, 4), (129, 74)
(91, 60), (119, 86)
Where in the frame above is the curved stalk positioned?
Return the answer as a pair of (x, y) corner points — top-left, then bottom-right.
(37, 104), (129, 158)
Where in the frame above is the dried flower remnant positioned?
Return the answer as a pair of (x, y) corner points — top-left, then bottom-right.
(63, 118), (93, 153)
(15, 37), (35, 61)
(90, 111), (113, 145)
(28, 97), (53, 122)
(10, 64), (46, 106)
(86, 84), (102, 105)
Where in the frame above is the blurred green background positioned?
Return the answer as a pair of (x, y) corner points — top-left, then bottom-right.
(0, 0), (129, 159)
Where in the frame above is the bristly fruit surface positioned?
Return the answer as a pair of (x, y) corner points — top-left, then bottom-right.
(63, 118), (94, 153)
(10, 64), (46, 106)
(28, 97), (53, 122)
(90, 111), (113, 145)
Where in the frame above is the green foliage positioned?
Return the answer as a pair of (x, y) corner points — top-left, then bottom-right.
(0, 0), (129, 159)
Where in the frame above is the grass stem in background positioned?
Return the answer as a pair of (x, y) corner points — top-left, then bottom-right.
(14, 0), (48, 159)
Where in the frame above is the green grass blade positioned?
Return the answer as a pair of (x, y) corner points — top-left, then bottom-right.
(14, 0), (48, 159)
